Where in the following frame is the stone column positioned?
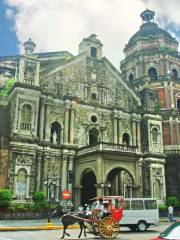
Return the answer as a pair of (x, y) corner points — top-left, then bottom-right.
(61, 154), (68, 191)
(39, 104), (45, 140)
(14, 97), (19, 133)
(36, 154), (42, 191)
(113, 111), (118, 144)
(68, 156), (73, 191)
(138, 158), (143, 197)
(18, 108), (22, 131)
(64, 101), (70, 144)
(132, 120), (137, 146)
(69, 106), (75, 144)
(96, 156), (104, 196)
(176, 117), (180, 144)
(26, 174), (30, 198)
(161, 165), (166, 201)
(31, 110), (35, 134)
(60, 153), (68, 206)
(19, 58), (25, 82)
(74, 186), (82, 210)
(169, 82), (175, 108)
(164, 82), (169, 108)
(45, 106), (50, 141)
(42, 153), (49, 191)
(169, 117), (174, 145)
(36, 62), (40, 86)
(96, 185), (104, 197)
(137, 120), (141, 150)
(118, 112), (123, 144)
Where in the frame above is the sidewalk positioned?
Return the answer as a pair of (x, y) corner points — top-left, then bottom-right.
(0, 217), (170, 231)
(0, 218), (79, 231)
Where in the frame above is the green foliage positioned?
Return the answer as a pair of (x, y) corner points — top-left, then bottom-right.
(0, 189), (13, 208)
(167, 196), (179, 207)
(33, 191), (47, 209)
(0, 78), (15, 97)
(9, 203), (32, 212)
(158, 203), (167, 210)
(154, 104), (161, 113)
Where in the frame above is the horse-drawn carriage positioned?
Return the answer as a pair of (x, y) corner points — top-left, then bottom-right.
(59, 196), (124, 239)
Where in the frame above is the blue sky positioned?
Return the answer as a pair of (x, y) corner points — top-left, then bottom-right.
(0, 0), (180, 67)
(0, 1), (18, 56)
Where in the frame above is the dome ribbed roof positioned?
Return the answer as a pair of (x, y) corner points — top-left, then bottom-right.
(127, 22), (175, 47)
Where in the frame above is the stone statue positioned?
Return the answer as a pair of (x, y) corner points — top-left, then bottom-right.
(77, 126), (86, 146)
(52, 131), (57, 144)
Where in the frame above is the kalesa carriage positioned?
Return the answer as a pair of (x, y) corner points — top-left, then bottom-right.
(59, 196), (124, 239)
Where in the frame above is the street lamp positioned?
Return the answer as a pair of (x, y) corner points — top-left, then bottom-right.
(44, 177), (57, 223)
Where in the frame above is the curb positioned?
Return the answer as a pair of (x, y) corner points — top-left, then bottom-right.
(0, 225), (80, 231)
(0, 219), (169, 231)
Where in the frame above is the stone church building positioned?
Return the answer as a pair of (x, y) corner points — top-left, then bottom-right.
(0, 9), (179, 207)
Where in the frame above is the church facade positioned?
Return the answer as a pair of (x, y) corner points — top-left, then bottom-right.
(0, 9), (179, 207)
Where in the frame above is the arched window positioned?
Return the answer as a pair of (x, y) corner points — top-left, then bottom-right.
(50, 121), (61, 144)
(89, 128), (99, 145)
(16, 168), (27, 200)
(128, 73), (134, 82)
(148, 67), (157, 80)
(151, 127), (159, 149)
(24, 67), (35, 85)
(122, 133), (130, 146)
(91, 93), (97, 100)
(20, 104), (32, 130)
(177, 99), (180, 111)
(172, 68), (178, 79)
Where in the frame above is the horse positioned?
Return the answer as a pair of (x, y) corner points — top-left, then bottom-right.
(52, 206), (88, 239)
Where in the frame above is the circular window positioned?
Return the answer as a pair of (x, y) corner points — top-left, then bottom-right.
(91, 115), (97, 123)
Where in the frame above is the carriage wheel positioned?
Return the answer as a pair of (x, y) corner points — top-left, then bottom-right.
(99, 217), (119, 239)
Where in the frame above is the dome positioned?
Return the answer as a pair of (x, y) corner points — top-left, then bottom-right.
(126, 9), (177, 48)
(127, 22), (175, 47)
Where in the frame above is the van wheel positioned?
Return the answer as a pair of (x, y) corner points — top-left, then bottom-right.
(137, 221), (147, 232)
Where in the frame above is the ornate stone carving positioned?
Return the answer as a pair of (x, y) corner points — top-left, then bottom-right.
(15, 154), (33, 166)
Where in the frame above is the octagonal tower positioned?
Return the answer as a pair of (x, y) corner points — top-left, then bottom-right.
(121, 9), (180, 198)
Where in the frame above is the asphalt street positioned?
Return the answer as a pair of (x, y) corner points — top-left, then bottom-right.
(0, 223), (170, 240)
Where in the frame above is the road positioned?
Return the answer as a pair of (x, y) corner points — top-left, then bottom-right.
(0, 223), (170, 240)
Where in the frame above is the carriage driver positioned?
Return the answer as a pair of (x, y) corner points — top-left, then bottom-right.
(93, 198), (105, 219)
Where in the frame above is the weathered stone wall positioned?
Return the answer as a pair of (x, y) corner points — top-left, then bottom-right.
(0, 98), (10, 188)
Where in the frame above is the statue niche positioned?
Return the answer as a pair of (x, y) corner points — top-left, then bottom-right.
(50, 121), (61, 144)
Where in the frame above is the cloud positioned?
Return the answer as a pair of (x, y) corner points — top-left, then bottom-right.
(5, 8), (14, 20)
(4, 0), (180, 68)
(144, 0), (180, 44)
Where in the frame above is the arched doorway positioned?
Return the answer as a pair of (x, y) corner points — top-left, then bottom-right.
(105, 168), (134, 197)
(81, 169), (97, 205)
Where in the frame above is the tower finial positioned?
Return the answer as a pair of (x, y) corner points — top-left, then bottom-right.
(140, 9), (155, 23)
(23, 38), (36, 54)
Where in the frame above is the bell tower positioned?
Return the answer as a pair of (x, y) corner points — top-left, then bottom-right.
(78, 34), (103, 60)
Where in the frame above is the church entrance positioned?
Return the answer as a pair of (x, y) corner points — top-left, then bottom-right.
(81, 169), (97, 205)
(105, 168), (134, 197)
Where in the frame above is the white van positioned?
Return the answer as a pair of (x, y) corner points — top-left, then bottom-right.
(120, 198), (159, 231)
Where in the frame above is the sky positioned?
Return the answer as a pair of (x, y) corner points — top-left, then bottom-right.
(0, 0), (180, 68)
